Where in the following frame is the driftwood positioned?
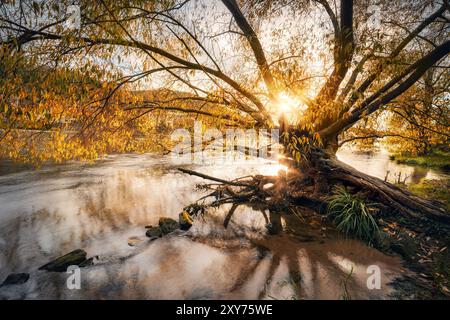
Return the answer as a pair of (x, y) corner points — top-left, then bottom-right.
(178, 168), (255, 187)
(178, 166), (325, 230)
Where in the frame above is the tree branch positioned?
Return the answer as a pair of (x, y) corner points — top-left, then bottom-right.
(319, 40), (450, 138)
(221, 0), (277, 98)
(315, 0), (354, 105)
(5, 25), (271, 124)
(338, 133), (430, 147)
(344, 4), (447, 108)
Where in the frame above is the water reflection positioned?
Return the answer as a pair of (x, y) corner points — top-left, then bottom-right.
(0, 153), (406, 299)
(337, 149), (449, 184)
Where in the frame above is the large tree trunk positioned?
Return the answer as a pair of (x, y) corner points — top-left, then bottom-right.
(303, 148), (450, 223)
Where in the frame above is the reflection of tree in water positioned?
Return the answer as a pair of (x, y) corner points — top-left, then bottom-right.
(0, 166), (403, 299)
(409, 167), (429, 184)
(196, 203), (399, 299)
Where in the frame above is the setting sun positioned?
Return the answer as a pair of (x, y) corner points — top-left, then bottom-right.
(275, 92), (308, 122)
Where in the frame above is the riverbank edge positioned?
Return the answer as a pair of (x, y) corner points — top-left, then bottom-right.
(390, 151), (450, 172)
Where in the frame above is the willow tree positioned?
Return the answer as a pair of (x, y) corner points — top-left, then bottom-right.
(383, 66), (449, 155)
(1, 0), (449, 220)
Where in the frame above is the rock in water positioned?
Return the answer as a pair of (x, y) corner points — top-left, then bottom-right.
(179, 211), (193, 230)
(158, 217), (179, 234)
(79, 257), (94, 267)
(127, 236), (145, 247)
(145, 226), (163, 239)
(0, 273), (30, 287)
(38, 249), (88, 272)
(145, 217), (180, 239)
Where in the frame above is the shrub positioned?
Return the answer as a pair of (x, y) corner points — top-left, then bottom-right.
(327, 186), (380, 244)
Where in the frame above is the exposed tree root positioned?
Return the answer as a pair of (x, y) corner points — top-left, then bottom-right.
(178, 149), (449, 230)
(179, 167), (322, 219)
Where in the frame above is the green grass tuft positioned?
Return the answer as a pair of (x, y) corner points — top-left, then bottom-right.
(327, 186), (380, 244)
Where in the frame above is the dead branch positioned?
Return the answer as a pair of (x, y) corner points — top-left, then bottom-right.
(177, 168), (255, 187)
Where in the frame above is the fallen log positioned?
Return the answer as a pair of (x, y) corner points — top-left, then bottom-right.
(317, 155), (450, 224)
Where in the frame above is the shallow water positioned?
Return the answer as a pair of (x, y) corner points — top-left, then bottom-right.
(337, 149), (449, 184)
(0, 153), (413, 299)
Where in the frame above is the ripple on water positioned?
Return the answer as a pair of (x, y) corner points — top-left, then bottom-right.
(0, 153), (407, 299)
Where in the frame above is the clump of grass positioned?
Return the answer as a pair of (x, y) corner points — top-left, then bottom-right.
(327, 186), (380, 244)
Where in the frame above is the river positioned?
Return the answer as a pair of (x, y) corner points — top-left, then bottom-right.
(0, 150), (444, 300)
